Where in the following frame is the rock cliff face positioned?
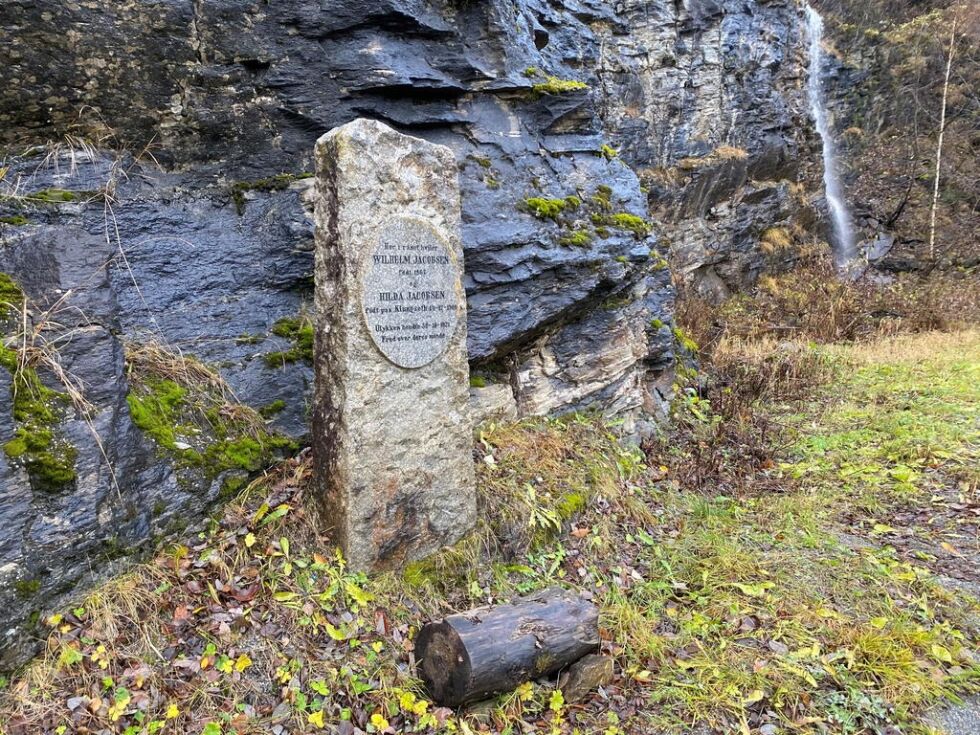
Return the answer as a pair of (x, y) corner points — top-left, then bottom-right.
(0, 0), (816, 667)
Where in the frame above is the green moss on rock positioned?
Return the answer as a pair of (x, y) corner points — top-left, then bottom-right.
(126, 347), (299, 491)
(264, 315), (314, 367)
(230, 173), (313, 215)
(259, 399), (286, 418)
(532, 76), (589, 95)
(559, 229), (592, 247)
(0, 307), (78, 492)
(126, 379), (188, 451)
(0, 273), (24, 319)
(0, 215), (28, 226)
(521, 197), (568, 221)
(13, 579), (40, 600)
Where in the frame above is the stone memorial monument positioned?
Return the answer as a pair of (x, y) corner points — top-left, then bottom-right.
(312, 119), (477, 572)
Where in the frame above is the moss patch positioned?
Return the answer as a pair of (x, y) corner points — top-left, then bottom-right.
(521, 197), (568, 221)
(263, 315), (314, 367)
(519, 184), (652, 249)
(598, 144), (618, 160)
(558, 229), (592, 247)
(531, 76), (589, 95)
(0, 215), (28, 226)
(230, 172), (313, 215)
(590, 212), (651, 237)
(259, 399), (286, 418)
(125, 345), (298, 484)
(0, 273), (24, 319)
(13, 578), (40, 600)
(0, 287), (78, 492)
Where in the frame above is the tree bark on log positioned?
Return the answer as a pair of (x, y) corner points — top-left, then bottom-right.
(415, 588), (600, 706)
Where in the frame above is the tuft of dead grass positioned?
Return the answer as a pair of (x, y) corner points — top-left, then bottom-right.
(759, 226), (794, 254)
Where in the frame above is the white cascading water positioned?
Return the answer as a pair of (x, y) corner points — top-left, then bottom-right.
(805, 4), (856, 267)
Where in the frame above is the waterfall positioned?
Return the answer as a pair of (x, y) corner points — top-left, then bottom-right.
(805, 4), (856, 267)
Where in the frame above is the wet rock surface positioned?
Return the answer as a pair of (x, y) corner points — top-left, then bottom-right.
(0, 0), (818, 667)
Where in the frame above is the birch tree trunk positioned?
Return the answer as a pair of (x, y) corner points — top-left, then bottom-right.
(929, 20), (957, 261)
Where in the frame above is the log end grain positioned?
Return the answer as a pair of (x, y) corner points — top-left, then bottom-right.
(415, 620), (473, 707)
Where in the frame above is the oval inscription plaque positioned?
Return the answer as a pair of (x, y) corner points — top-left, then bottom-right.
(361, 217), (460, 369)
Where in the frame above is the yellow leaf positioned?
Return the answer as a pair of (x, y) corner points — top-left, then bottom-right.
(370, 713), (389, 730)
(235, 654), (252, 672)
(371, 641), (384, 653)
(515, 682), (534, 701)
(166, 703), (180, 719)
(940, 542), (961, 557)
(308, 710), (326, 729)
(325, 623), (347, 641)
(931, 644), (954, 664)
(244, 533), (256, 548)
(743, 689), (765, 705)
(412, 699), (429, 716)
(46, 614), (63, 627)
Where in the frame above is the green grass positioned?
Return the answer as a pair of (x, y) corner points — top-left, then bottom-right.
(783, 331), (980, 515)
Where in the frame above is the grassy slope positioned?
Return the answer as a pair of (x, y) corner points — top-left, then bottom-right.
(0, 332), (977, 735)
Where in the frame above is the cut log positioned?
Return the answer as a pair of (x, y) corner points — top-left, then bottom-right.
(415, 587), (599, 706)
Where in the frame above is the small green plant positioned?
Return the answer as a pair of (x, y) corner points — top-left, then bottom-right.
(469, 376), (488, 388)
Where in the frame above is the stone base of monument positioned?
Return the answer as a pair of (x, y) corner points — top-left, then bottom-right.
(414, 588), (600, 707)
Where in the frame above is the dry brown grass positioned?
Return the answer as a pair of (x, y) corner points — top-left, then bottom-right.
(759, 226), (794, 254)
(677, 252), (980, 355)
(125, 341), (231, 402)
(713, 144), (749, 160)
